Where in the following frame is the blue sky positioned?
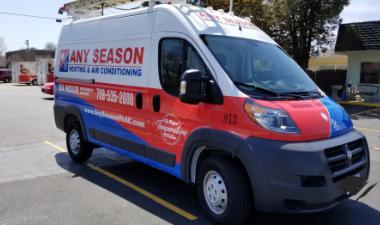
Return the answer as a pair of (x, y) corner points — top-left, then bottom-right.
(1, 0), (379, 51)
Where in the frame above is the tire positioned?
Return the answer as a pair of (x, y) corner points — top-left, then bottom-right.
(4, 78), (9, 83)
(197, 157), (252, 225)
(31, 80), (37, 85)
(66, 120), (93, 163)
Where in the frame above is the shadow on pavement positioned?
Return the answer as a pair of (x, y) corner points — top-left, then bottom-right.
(42, 97), (54, 100)
(343, 105), (380, 120)
(250, 200), (380, 225)
(55, 150), (380, 225)
(351, 110), (380, 120)
(55, 150), (210, 225)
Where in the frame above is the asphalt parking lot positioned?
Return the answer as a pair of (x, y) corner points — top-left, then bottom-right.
(1, 83), (380, 225)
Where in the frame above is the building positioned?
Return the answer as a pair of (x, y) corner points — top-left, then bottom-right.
(335, 20), (380, 102)
(0, 56), (5, 67)
(308, 53), (347, 72)
(5, 49), (55, 67)
(5, 49), (55, 84)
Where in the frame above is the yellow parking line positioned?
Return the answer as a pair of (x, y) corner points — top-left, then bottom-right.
(84, 163), (198, 220)
(43, 140), (198, 221)
(44, 141), (66, 153)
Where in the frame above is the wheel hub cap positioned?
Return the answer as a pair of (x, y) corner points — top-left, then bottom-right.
(69, 129), (80, 155)
(203, 170), (228, 214)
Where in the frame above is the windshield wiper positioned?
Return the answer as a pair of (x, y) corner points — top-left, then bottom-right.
(233, 81), (321, 100)
(233, 81), (304, 100)
(279, 91), (322, 99)
(233, 81), (280, 96)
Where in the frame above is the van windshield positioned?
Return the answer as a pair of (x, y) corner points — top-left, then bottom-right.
(201, 35), (320, 99)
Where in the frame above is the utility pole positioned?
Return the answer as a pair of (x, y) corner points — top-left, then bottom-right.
(25, 40), (29, 50)
(229, 0), (233, 13)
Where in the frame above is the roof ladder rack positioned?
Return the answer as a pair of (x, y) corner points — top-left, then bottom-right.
(58, 0), (151, 19)
(59, 0), (190, 20)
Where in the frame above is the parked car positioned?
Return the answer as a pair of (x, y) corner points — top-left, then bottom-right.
(41, 82), (54, 95)
(54, 3), (369, 225)
(0, 69), (12, 83)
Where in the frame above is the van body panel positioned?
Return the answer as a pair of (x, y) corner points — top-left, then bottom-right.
(54, 3), (369, 214)
(171, 4), (276, 45)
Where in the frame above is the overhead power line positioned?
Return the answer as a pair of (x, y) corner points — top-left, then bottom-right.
(0, 11), (64, 21)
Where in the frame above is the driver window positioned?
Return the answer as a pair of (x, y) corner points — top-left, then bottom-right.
(159, 38), (208, 96)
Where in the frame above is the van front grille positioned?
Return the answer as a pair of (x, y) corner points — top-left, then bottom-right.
(324, 139), (366, 182)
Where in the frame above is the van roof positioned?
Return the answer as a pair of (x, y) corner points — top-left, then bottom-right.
(64, 4), (276, 45)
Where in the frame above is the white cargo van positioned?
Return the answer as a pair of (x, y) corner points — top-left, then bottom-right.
(54, 2), (369, 225)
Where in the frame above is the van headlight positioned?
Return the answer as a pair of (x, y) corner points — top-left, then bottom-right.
(244, 99), (299, 134)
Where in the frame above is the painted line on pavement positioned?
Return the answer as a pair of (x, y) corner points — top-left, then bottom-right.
(43, 140), (198, 221)
(355, 127), (380, 134)
(44, 141), (66, 153)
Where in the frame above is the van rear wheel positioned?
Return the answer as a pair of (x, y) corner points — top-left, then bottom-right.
(31, 80), (37, 85)
(196, 157), (252, 225)
(66, 121), (93, 163)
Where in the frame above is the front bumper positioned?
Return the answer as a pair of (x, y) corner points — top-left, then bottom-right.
(237, 130), (369, 213)
(42, 87), (53, 95)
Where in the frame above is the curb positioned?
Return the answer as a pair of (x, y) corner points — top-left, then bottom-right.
(337, 101), (380, 108)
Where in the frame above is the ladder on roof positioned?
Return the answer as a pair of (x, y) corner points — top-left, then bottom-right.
(59, 0), (234, 20)
(59, 0), (150, 19)
(62, 0), (132, 12)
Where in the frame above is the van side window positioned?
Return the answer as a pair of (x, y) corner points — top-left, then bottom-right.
(159, 38), (208, 96)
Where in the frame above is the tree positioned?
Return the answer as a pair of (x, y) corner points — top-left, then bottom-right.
(205, 0), (349, 69)
(45, 42), (56, 50)
(204, 0), (270, 30)
(268, 0), (349, 69)
(0, 37), (6, 56)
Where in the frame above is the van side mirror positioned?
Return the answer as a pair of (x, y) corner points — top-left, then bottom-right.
(179, 69), (209, 104)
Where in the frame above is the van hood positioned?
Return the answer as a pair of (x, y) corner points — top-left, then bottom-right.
(270, 97), (353, 140)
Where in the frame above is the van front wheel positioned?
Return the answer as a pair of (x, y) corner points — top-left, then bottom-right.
(66, 122), (93, 163)
(196, 157), (252, 225)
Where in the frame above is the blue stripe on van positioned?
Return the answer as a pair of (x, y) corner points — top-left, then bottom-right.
(55, 93), (182, 178)
(320, 97), (353, 137)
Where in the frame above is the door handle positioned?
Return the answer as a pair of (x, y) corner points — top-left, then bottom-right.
(153, 95), (160, 112)
(136, 92), (143, 109)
